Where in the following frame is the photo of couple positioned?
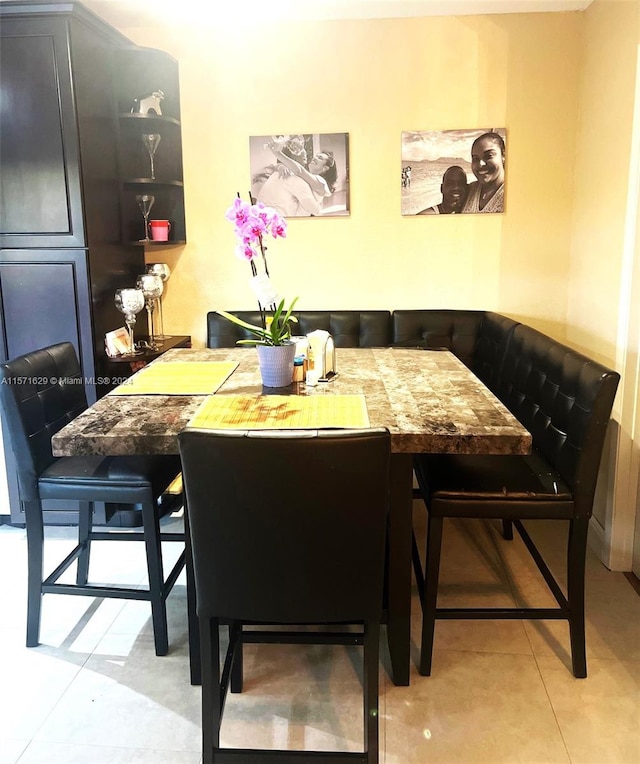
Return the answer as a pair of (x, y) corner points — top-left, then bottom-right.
(249, 133), (350, 218)
(401, 128), (507, 216)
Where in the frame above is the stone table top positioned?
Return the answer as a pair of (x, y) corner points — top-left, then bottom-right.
(52, 347), (532, 457)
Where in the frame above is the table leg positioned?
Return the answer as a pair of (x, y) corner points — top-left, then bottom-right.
(387, 452), (413, 686)
(184, 502), (201, 685)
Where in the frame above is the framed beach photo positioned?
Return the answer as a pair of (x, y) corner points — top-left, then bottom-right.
(249, 132), (350, 218)
(401, 128), (507, 216)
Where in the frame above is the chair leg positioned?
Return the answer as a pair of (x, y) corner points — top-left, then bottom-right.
(364, 620), (380, 763)
(184, 500), (201, 685)
(411, 529), (425, 600)
(24, 500), (44, 648)
(76, 501), (92, 585)
(567, 517), (588, 678)
(501, 519), (513, 540)
(419, 514), (444, 676)
(230, 621), (243, 693)
(140, 499), (168, 656)
(201, 616), (220, 764)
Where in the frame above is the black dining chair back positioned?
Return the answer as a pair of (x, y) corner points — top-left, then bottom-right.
(1, 341), (88, 500)
(179, 427), (391, 764)
(413, 327), (619, 678)
(0, 342), (185, 655)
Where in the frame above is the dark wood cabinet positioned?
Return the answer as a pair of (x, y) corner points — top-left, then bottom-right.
(0, 1), (187, 524)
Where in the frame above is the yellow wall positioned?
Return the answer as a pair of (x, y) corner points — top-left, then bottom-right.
(96, 2), (640, 566)
(121, 12), (582, 348)
(568, 0), (638, 367)
(569, 0), (639, 547)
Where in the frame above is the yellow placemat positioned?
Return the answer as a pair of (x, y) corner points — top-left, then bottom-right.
(109, 361), (238, 395)
(188, 394), (370, 430)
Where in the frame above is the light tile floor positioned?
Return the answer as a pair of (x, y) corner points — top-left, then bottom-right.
(1, 506), (639, 764)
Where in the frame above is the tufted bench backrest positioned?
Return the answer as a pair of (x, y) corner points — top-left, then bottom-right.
(391, 310), (485, 368)
(207, 311), (263, 348)
(390, 309), (520, 388)
(497, 324), (619, 511)
(207, 310), (392, 348)
(472, 312), (520, 392)
(292, 311), (391, 347)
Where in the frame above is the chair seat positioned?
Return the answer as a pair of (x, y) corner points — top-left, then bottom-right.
(39, 454), (181, 501)
(414, 451), (573, 516)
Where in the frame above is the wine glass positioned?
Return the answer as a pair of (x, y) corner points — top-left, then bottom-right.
(146, 263), (171, 339)
(142, 133), (161, 179)
(136, 194), (155, 242)
(136, 273), (163, 349)
(114, 288), (145, 355)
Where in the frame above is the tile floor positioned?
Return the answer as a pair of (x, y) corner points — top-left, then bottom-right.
(1, 506), (639, 764)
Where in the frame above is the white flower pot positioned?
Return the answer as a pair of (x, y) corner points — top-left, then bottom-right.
(256, 343), (296, 387)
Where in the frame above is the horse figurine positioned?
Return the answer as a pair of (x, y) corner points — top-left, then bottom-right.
(131, 90), (165, 116)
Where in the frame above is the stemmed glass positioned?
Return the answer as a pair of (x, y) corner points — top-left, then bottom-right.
(136, 194), (155, 242)
(146, 263), (171, 339)
(136, 273), (163, 349)
(114, 288), (145, 356)
(142, 133), (161, 180)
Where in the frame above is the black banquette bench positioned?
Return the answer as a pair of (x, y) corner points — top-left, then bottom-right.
(207, 308), (515, 383)
(207, 308), (619, 678)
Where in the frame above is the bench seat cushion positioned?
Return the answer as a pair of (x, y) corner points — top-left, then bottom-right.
(414, 450), (573, 519)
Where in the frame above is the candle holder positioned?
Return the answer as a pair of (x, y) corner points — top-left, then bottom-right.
(114, 288), (145, 355)
(136, 273), (163, 349)
(146, 263), (171, 339)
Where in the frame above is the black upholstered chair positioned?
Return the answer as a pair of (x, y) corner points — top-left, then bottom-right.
(0, 342), (185, 655)
(412, 325), (619, 678)
(179, 427), (390, 763)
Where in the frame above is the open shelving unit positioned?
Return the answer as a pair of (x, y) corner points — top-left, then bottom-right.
(113, 47), (186, 247)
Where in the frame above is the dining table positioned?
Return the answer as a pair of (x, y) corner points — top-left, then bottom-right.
(51, 345), (532, 686)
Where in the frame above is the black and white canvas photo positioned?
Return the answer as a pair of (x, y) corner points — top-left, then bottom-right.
(249, 133), (350, 218)
(401, 128), (506, 216)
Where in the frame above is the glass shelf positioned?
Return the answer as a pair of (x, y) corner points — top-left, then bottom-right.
(123, 178), (183, 187)
(119, 113), (181, 127)
(128, 239), (186, 247)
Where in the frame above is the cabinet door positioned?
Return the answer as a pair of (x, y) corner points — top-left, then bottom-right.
(0, 251), (97, 523)
(0, 18), (85, 248)
(0, 252), (95, 398)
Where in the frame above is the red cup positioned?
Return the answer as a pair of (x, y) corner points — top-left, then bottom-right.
(149, 219), (171, 241)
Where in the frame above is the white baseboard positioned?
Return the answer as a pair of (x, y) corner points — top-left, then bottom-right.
(588, 515), (610, 570)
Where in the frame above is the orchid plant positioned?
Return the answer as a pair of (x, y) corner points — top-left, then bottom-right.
(218, 195), (299, 346)
(225, 195), (287, 268)
(217, 298), (299, 347)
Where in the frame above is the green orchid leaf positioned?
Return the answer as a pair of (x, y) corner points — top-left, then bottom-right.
(216, 310), (265, 335)
(217, 299), (300, 347)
